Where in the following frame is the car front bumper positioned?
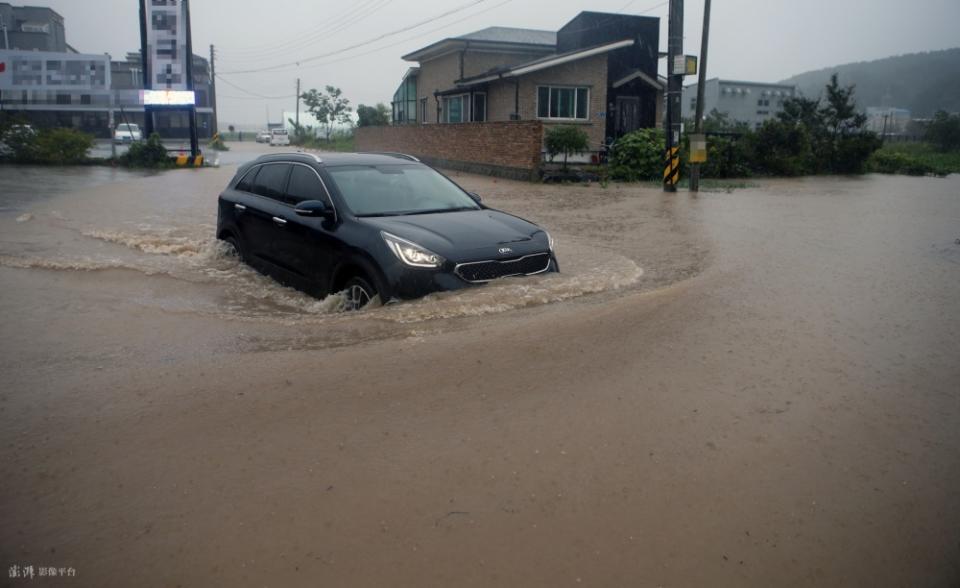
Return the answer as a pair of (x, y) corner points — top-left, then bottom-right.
(380, 254), (559, 301)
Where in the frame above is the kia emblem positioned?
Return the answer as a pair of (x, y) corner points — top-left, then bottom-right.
(498, 247), (513, 254)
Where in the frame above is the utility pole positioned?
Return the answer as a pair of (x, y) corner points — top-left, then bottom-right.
(689, 0), (712, 192)
(663, 0), (684, 192)
(209, 44), (218, 136)
(295, 78), (301, 135)
(184, 0), (199, 157)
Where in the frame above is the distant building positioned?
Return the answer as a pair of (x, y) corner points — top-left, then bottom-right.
(0, 2), (68, 52)
(0, 3), (214, 139)
(865, 106), (911, 134)
(0, 49), (112, 135)
(683, 78), (797, 129)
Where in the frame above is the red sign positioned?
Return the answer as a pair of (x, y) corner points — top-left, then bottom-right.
(0, 62), (6, 73)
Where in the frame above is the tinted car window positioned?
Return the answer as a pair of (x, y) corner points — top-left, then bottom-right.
(235, 167), (258, 193)
(252, 164), (290, 201)
(285, 165), (327, 205)
(327, 164), (480, 217)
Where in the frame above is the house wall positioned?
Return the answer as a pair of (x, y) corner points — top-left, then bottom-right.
(517, 53), (608, 152)
(355, 120), (544, 181)
(416, 48), (553, 123)
(416, 51), (459, 123)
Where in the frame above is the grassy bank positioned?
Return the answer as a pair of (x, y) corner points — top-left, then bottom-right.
(869, 143), (960, 176)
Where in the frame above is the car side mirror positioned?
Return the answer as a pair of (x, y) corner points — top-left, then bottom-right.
(294, 199), (334, 218)
(467, 192), (482, 203)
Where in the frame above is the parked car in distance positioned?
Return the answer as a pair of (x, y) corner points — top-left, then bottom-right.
(269, 129), (290, 147)
(256, 130), (272, 143)
(114, 123), (142, 144)
(216, 152), (558, 310)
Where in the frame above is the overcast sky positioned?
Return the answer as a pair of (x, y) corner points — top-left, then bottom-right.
(39, 0), (960, 127)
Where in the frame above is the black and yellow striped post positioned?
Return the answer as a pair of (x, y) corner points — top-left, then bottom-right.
(663, 146), (681, 188)
(174, 153), (204, 167)
(663, 0), (683, 192)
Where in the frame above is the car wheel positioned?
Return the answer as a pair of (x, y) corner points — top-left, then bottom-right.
(342, 275), (376, 311)
(223, 234), (244, 262)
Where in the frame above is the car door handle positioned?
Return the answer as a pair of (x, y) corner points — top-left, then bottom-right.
(234, 203), (246, 212)
(272, 216), (287, 227)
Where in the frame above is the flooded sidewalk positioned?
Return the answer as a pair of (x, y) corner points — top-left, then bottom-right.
(0, 156), (958, 586)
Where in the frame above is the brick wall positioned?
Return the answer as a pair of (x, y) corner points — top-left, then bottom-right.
(355, 121), (544, 181)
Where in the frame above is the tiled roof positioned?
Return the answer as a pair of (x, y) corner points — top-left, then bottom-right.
(456, 26), (556, 46)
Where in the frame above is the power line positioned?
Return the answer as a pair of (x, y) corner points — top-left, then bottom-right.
(217, 0), (395, 61)
(219, 0), (513, 78)
(215, 74), (295, 99)
(219, 94), (296, 101)
(219, 0), (489, 75)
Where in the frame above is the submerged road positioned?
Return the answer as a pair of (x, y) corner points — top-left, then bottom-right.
(1, 148), (958, 586)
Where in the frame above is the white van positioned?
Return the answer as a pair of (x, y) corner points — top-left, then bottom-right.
(114, 123), (142, 144)
(269, 128), (290, 147)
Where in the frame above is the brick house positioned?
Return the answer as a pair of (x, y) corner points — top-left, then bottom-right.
(392, 11), (662, 158)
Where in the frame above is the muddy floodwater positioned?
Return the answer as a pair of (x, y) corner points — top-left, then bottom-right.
(1, 144), (958, 586)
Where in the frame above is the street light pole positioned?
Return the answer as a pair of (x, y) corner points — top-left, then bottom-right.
(663, 0), (684, 192)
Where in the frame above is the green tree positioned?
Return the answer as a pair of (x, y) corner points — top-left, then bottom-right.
(301, 86), (353, 141)
(924, 110), (960, 151)
(544, 125), (589, 171)
(357, 103), (390, 127)
(821, 73), (868, 139)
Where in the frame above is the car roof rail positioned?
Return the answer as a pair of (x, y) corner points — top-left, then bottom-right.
(256, 151), (323, 164)
(361, 151), (420, 162)
(295, 150), (323, 163)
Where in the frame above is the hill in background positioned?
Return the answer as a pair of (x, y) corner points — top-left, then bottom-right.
(781, 48), (960, 117)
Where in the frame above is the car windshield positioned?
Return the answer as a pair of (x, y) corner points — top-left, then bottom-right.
(117, 124), (138, 131)
(327, 164), (481, 217)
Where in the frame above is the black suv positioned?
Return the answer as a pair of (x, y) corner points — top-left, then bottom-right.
(216, 152), (558, 309)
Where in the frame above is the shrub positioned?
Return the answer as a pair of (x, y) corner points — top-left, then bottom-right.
(832, 133), (883, 174)
(120, 133), (173, 168)
(867, 150), (936, 176)
(610, 128), (664, 181)
(31, 128), (94, 164)
(0, 126), (93, 164)
(544, 125), (589, 171)
(747, 120), (813, 176)
(703, 135), (753, 178)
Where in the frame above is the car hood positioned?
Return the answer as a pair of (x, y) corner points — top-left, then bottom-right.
(359, 209), (548, 261)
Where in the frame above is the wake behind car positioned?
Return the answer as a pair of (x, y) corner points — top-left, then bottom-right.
(216, 152), (557, 310)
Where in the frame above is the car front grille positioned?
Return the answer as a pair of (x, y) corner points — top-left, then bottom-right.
(455, 252), (552, 283)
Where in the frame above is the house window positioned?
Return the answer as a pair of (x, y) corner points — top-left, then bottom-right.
(536, 86), (589, 120)
(472, 92), (486, 122)
(443, 94), (468, 123)
(420, 98), (427, 124)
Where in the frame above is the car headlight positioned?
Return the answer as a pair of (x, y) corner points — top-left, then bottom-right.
(544, 230), (555, 252)
(381, 231), (445, 268)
